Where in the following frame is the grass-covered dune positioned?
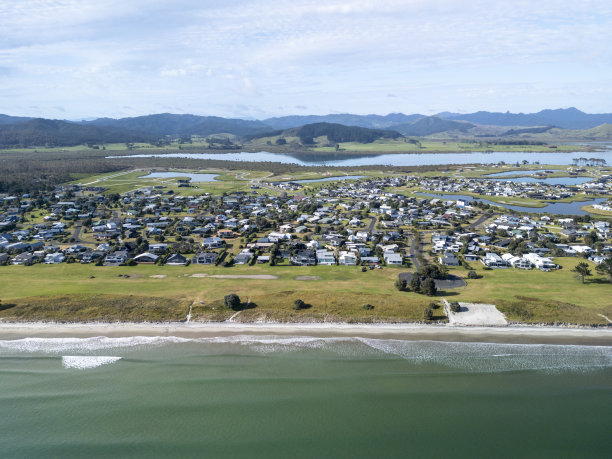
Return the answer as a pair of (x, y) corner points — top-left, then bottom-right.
(0, 259), (610, 325)
(0, 264), (436, 323)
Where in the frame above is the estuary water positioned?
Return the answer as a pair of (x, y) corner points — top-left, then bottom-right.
(1, 336), (611, 458)
(416, 193), (608, 215)
(138, 171), (220, 182)
(115, 149), (612, 167)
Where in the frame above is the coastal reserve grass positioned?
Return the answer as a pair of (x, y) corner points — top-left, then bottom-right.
(0, 264), (434, 323)
(448, 257), (612, 325)
(1, 258), (610, 324)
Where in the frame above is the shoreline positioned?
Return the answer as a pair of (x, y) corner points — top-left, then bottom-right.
(1, 321), (611, 346)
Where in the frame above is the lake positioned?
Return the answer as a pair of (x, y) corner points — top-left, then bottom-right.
(139, 171), (220, 182)
(1, 336), (611, 458)
(490, 176), (593, 186)
(116, 149), (612, 167)
(294, 175), (366, 183)
(416, 193), (608, 215)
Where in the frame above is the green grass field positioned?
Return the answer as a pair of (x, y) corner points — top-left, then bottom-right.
(0, 264), (436, 323)
(0, 259), (610, 324)
(444, 258), (612, 325)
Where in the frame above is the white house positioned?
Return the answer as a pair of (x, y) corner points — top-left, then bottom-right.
(316, 250), (336, 265)
(384, 253), (403, 265)
(338, 251), (358, 265)
(44, 252), (65, 264)
(481, 252), (509, 268)
(523, 253), (557, 271)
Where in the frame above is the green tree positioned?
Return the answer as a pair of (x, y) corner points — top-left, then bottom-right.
(395, 278), (407, 291)
(421, 278), (437, 296)
(224, 294), (241, 310)
(595, 257), (612, 283)
(571, 262), (592, 284)
(410, 274), (421, 292)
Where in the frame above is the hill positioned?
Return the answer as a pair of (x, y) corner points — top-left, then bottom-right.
(0, 118), (154, 148)
(84, 113), (272, 137)
(392, 116), (474, 136)
(0, 114), (33, 126)
(440, 108), (612, 129)
(263, 113), (423, 130)
(262, 122), (403, 145)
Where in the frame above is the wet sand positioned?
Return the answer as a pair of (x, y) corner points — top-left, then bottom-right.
(0, 322), (610, 346)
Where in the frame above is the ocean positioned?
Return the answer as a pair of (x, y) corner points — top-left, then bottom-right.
(1, 336), (611, 458)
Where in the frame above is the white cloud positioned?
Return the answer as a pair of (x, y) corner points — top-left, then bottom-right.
(0, 0), (610, 117)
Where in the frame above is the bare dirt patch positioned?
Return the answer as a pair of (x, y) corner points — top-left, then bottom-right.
(446, 300), (508, 326)
(208, 275), (278, 280)
(149, 275), (167, 279)
(295, 276), (321, 281)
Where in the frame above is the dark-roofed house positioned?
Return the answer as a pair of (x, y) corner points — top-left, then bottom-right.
(166, 253), (188, 266)
(134, 252), (159, 264)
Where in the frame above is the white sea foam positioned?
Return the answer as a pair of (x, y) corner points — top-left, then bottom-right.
(62, 356), (122, 369)
(2, 335), (611, 373)
(0, 336), (189, 353)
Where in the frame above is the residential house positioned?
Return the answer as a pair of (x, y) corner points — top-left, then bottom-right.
(166, 253), (188, 266)
(481, 252), (509, 268)
(133, 252), (159, 264)
(192, 252), (218, 265)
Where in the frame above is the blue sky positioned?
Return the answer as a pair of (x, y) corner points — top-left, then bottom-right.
(1, 0), (610, 119)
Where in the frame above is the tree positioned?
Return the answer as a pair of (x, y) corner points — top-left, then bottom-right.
(410, 274), (421, 292)
(224, 294), (241, 310)
(395, 278), (407, 291)
(423, 305), (433, 320)
(571, 262), (592, 284)
(421, 277), (437, 296)
(595, 257), (612, 283)
(467, 270), (479, 279)
(584, 231), (598, 247)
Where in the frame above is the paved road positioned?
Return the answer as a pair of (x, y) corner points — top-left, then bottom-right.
(366, 217), (377, 234)
(406, 233), (421, 270)
(71, 222), (83, 243)
(468, 212), (499, 230)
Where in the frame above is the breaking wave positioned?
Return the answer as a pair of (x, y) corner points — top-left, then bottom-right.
(62, 356), (122, 369)
(1, 335), (611, 373)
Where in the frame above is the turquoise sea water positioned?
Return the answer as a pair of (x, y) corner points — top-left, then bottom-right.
(1, 336), (611, 458)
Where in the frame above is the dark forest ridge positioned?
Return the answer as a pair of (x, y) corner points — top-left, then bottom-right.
(0, 108), (611, 148)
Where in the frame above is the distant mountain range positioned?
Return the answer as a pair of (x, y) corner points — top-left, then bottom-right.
(439, 108), (612, 129)
(0, 108), (611, 147)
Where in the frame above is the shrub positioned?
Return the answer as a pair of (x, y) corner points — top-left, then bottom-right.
(467, 270), (479, 279)
(293, 299), (309, 310)
(361, 303), (374, 310)
(395, 278), (407, 291)
(224, 294), (241, 310)
(449, 301), (461, 313)
(423, 305), (433, 320)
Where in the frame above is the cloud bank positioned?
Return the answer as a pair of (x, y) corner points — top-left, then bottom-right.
(0, 0), (610, 118)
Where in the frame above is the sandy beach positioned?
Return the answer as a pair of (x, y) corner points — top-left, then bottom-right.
(0, 322), (610, 345)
